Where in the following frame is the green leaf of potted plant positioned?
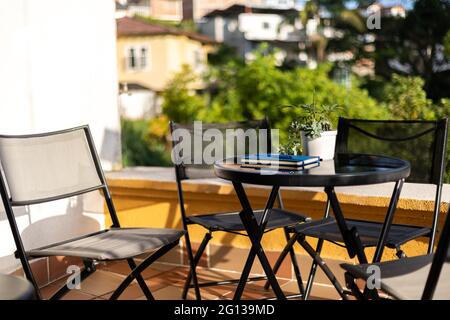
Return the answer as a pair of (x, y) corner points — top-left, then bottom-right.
(281, 94), (340, 160)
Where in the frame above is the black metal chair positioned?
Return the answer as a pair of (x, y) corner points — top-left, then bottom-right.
(0, 126), (185, 300)
(267, 118), (448, 299)
(169, 118), (309, 300)
(342, 201), (450, 300)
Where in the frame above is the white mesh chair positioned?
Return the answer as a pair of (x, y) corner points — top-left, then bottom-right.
(0, 126), (184, 300)
(341, 203), (450, 300)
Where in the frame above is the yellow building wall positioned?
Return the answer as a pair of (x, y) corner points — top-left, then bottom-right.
(117, 35), (212, 91)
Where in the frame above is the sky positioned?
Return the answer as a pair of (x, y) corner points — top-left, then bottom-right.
(294, 1), (415, 10)
(346, 0), (415, 9)
(378, 0), (414, 8)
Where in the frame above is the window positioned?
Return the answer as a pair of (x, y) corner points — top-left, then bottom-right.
(128, 47), (136, 69)
(126, 46), (149, 71)
(140, 47), (147, 69)
(262, 22), (270, 29)
(194, 49), (202, 68)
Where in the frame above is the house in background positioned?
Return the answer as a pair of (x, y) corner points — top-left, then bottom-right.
(182, 0), (247, 21)
(116, 0), (183, 21)
(198, 4), (315, 67)
(182, 0), (305, 22)
(116, 17), (216, 119)
(360, 1), (406, 18)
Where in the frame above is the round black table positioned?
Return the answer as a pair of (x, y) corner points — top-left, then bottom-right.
(214, 154), (410, 300)
(0, 274), (36, 300)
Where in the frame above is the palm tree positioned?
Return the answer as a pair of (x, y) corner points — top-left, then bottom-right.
(278, 0), (368, 65)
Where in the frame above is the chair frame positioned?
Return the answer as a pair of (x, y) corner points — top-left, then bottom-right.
(421, 203), (450, 299)
(170, 118), (305, 300)
(267, 117), (448, 299)
(0, 125), (179, 300)
(345, 202), (450, 300)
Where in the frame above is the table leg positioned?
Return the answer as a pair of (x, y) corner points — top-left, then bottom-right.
(232, 182), (286, 300)
(325, 186), (368, 264)
(372, 179), (404, 262)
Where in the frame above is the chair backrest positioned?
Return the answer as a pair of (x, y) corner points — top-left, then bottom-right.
(0, 126), (104, 206)
(335, 118), (448, 253)
(422, 204), (450, 299)
(335, 118), (448, 185)
(169, 119), (271, 181)
(0, 126), (120, 297)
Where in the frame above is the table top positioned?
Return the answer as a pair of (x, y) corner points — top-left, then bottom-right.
(0, 274), (36, 300)
(214, 154), (410, 187)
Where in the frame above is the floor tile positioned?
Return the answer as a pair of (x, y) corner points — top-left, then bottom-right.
(38, 261), (337, 300)
(146, 262), (178, 272)
(60, 290), (97, 300)
(77, 270), (126, 296)
(100, 283), (147, 300)
(150, 285), (218, 300)
(99, 261), (165, 279)
(280, 280), (341, 300)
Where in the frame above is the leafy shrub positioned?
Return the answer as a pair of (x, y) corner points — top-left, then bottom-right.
(121, 118), (172, 167)
(161, 65), (207, 123)
(383, 74), (434, 119)
(198, 46), (383, 141)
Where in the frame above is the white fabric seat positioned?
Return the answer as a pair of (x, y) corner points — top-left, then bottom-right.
(28, 228), (184, 261)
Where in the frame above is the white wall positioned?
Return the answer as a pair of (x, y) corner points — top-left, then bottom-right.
(0, 0), (120, 273)
(238, 13), (302, 42)
(119, 89), (159, 119)
(239, 13), (283, 41)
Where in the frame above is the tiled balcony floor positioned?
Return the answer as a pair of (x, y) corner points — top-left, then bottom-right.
(39, 261), (339, 300)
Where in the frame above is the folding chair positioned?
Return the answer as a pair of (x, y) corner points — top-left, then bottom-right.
(267, 118), (448, 299)
(169, 118), (309, 300)
(342, 201), (450, 300)
(0, 126), (185, 300)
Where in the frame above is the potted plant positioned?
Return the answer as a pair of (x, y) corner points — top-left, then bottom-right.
(281, 96), (339, 160)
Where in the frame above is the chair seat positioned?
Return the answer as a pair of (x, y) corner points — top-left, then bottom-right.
(289, 217), (430, 248)
(188, 208), (309, 232)
(27, 228), (185, 261)
(341, 254), (450, 300)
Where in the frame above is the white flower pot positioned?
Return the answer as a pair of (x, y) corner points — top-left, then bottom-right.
(301, 130), (337, 160)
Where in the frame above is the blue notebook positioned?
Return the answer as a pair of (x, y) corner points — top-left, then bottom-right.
(242, 154), (320, 167)
(241, 162), (320, 171)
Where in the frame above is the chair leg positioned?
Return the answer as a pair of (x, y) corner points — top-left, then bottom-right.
(127, 258), (153, 300)
(183, 228), (202, 300)
(303, 197), (331, 299)
(303, 238), (325, 299)
(109, 240), (178, 300)
(297, 236), (348, 300)
(286, 230), (304, 296)
(344, 272), (367, 300)
(263, 230), (298, 290)
(182, 232), (211, 300)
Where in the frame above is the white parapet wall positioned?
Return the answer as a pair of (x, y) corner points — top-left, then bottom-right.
(0, 0), (120, 274)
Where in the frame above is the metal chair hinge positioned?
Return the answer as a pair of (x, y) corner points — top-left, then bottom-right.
(83, 260), (96, 273)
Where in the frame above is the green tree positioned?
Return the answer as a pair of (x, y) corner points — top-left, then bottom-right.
(444, 30), (450, 57)
(374, 0), (450, 100)
(296, 1), (368, 64)
(161, 65), (207, 123)
(383, 74), (434, 120)
(121, 119), (172, 167)
(202, 45), (383, 140)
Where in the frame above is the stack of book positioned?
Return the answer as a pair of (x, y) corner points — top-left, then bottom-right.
(241, 154), (321, 171)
